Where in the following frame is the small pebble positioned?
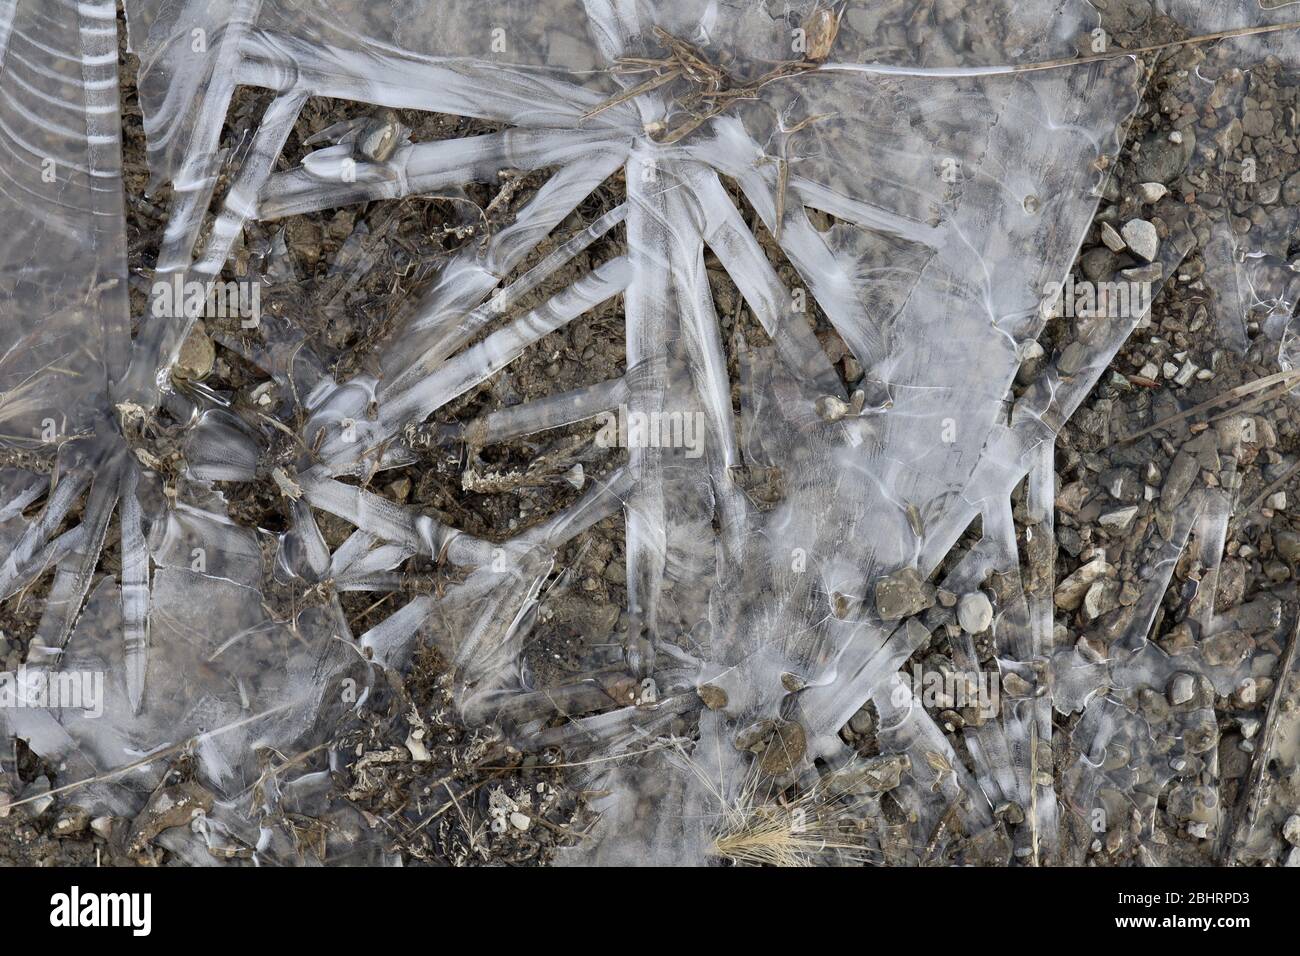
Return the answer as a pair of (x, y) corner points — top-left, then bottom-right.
(1121, 219), (1159, 262)
(957, 591), (993, 634)
(1136, 182), (1168, 204)
(1168, 672), (1196, 706)
(1100, 221), (1126, 252)
(173, 321), (215, 381)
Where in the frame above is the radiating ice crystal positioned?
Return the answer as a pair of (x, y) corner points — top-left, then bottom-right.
(1, 0), (1297, 866)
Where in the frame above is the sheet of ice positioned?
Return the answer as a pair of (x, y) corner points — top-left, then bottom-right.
(3, 0), (1291, 865)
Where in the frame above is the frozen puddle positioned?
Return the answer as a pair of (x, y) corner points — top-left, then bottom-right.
(0, 0), (1298, 866)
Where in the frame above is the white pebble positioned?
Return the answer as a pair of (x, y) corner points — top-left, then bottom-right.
(957, 591), (994, 634)
(1137, 182), (1168, 203)
(1121, 219), (1159, 262)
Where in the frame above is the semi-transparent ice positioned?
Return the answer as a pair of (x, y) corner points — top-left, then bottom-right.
(0, 0), (1296, 865)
